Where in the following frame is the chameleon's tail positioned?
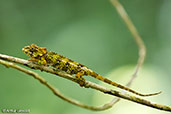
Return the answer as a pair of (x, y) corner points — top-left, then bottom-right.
(90, 72), (161, 97)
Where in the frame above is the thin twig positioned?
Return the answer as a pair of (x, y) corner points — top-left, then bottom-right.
(110, 0), (146, 86)
(0, 54), (171, 112)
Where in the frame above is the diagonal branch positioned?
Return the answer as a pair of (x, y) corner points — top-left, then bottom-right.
(0, 54), (171, 112)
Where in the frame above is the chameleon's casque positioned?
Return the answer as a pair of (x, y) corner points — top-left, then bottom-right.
(23, 44), (161, 96)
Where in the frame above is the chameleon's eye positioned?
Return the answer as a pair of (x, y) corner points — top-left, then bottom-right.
(30, 48), (34, 52)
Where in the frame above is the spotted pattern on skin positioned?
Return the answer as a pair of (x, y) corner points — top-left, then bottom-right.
(22, 44), (161, 97)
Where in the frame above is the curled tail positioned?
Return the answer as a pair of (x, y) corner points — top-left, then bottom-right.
(90, 72), (161, 97)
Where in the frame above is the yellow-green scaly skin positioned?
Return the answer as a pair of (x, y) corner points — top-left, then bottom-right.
(22, 44), (161, 97)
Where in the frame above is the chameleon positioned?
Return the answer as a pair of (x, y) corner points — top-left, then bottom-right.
(22, 44), (161, 97)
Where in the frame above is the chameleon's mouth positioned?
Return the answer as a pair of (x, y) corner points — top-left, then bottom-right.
(22, 47), (27, 54)
(22, 46), (33, 57)
(22, 47), (26, 53)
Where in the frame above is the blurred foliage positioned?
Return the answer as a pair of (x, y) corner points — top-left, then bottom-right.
(0, 0), (170, 114)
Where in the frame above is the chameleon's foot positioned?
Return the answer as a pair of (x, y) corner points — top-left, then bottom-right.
(76, 77), (85, 87)
(76, 71), (85, 87)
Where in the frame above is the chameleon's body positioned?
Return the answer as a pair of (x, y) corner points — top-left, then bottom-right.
(22, 44), (161, 96)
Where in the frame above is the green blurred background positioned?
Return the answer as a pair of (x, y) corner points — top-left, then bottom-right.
(0, 0), (170, 114)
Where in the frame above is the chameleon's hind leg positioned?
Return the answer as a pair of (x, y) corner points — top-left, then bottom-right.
(75, 71), (85, 87)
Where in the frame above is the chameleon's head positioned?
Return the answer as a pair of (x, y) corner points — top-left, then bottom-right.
(22, 44), (47, 58)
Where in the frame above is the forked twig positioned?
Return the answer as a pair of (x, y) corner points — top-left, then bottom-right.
(0, 54), (171, 112)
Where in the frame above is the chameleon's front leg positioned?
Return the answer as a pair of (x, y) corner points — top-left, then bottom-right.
(29, 57), (47, 65)
(75, 71), (86, 87)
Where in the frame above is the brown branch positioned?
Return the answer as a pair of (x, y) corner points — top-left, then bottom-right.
(0, 54), (171, 112)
